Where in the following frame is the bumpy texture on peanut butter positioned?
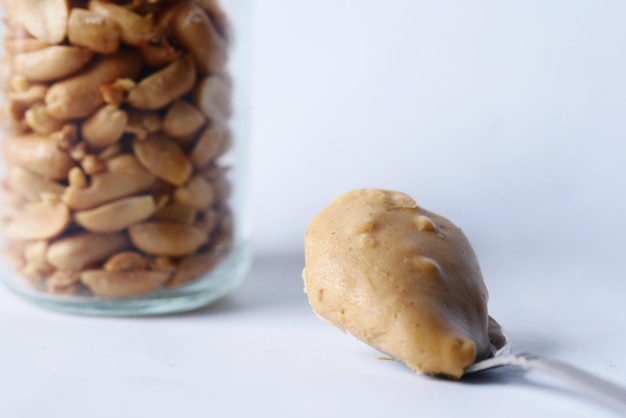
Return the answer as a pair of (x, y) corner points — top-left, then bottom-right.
(303, 189), (491, 378)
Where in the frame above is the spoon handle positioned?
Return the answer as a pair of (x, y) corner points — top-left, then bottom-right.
(497, 353), (626, 415)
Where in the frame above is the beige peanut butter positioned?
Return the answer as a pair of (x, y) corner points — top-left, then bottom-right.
(303, 189), (492, 379)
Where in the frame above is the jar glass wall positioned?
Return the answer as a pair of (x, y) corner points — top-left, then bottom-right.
(0, 0), (252, 315)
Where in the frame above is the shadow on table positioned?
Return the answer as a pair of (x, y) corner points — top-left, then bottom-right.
(180, 253), (307, 316)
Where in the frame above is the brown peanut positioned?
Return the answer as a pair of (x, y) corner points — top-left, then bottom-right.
(46, 231), (131, 270)
(88, 0), (158, 46)
(4, 37), (49, 55)
(104, 251), (148, 272)
(68, 8), (121, 54)
(13, 46), (94, 83)
(193, 74), (233, 124)
(133, 134), (193, 186)
(63, 154), (156, 210)
(8, 84), (48, 108)
(45, 50), (142, 120)
(3, 133), (75, 180)
(81, 105), (128, 149)
(162, 100), (206, 143)
(129, 222), (207, 257)
(189, 125), (230, 169)
(46, 270), (81, 295)
(24, 103), (64, 135)
(171, 2), (227, 74)
(173, 175), (215, 210)
(3, 200), (70, 241)
(4, 0), (69, 44)
(74, 195), (157, 233)
(6, 166), (65, 201)
(127, 54), (196, 110)
(167, 251), (221, 288)
(153, 202), (197, 225)
(80, 270), (170, 299)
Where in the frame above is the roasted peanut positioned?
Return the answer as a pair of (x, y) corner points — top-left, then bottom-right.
(212, 175), (232, 202)
(167, 251), (222, 288)
(127, 54), (196, 110)
(68, 8), (121, 54)
(104, 251), (148, 272)
(173, 175), (214, 210)
(81, 105), (128, 149)
(193, 74), (233, 124)
(125, 109), (161, 140)
(4, 37), (49, 55)
(0, 103), (28, 134)
(46, 231), (131, 270)
(4, 0), (69, 44)
(129, 222), (207, 257)
(3, 200), (70, 241)
(147, 255), (176, 273)
(45, 50), (142, 120)
(162, 100), (205, 143)
(74, 195), (157, 233)
(99, 78), (136, 106)
(193, 209), (217, 235)
(46, 270), (81, 295)
(80, 269), (170, 299)
(138, 43), (180, 68)
(13, 46), (94, 82)
(6, 166), (65, 201)
(24, 103), (64, 135)
(8, 84), (47, 108)
(63, 154), (156, 210)
(172, 2), (227, 74)
(196, 0), (229, 39)
(3, 133), (75, 180)
(189, 125), (230, 169)
(88, 0), (158, 46)
(133, 134), (192, 186)
(98, 143), (123, 160)
(81, 155), (106, 175)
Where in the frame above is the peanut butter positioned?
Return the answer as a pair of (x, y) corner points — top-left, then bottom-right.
(303, 189), (491, 378)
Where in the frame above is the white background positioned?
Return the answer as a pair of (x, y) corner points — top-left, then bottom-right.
(249, 0), (626, 266)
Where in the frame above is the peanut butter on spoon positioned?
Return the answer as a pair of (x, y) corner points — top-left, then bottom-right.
(303, 189), (494, 379)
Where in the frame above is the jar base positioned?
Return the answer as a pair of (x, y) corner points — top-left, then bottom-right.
(0, 241), (252, 316)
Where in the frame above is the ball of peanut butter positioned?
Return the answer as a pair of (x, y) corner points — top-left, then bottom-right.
(303, 189), (492, 378)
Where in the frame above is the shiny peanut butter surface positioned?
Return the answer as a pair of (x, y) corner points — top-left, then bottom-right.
(303, 189), (491, 378)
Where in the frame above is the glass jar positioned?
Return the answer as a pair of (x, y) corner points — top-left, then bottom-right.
(0, 0), (252, 315)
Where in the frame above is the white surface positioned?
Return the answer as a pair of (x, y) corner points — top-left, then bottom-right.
(1, 253), (625, 418)
(249, 0), (626, 260)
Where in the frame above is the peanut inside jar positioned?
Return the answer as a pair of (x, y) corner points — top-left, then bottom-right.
(0, 0), (235, 299)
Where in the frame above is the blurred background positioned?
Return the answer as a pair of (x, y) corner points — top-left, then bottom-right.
(248, 0), (626, 277)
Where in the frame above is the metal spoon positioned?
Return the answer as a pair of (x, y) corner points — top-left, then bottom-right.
(465, 318), (626, 415)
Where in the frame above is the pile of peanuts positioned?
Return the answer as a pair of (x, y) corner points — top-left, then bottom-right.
(0, 0), (235, 299)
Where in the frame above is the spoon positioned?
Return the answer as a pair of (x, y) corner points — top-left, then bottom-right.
(464, 318), (626, 415)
